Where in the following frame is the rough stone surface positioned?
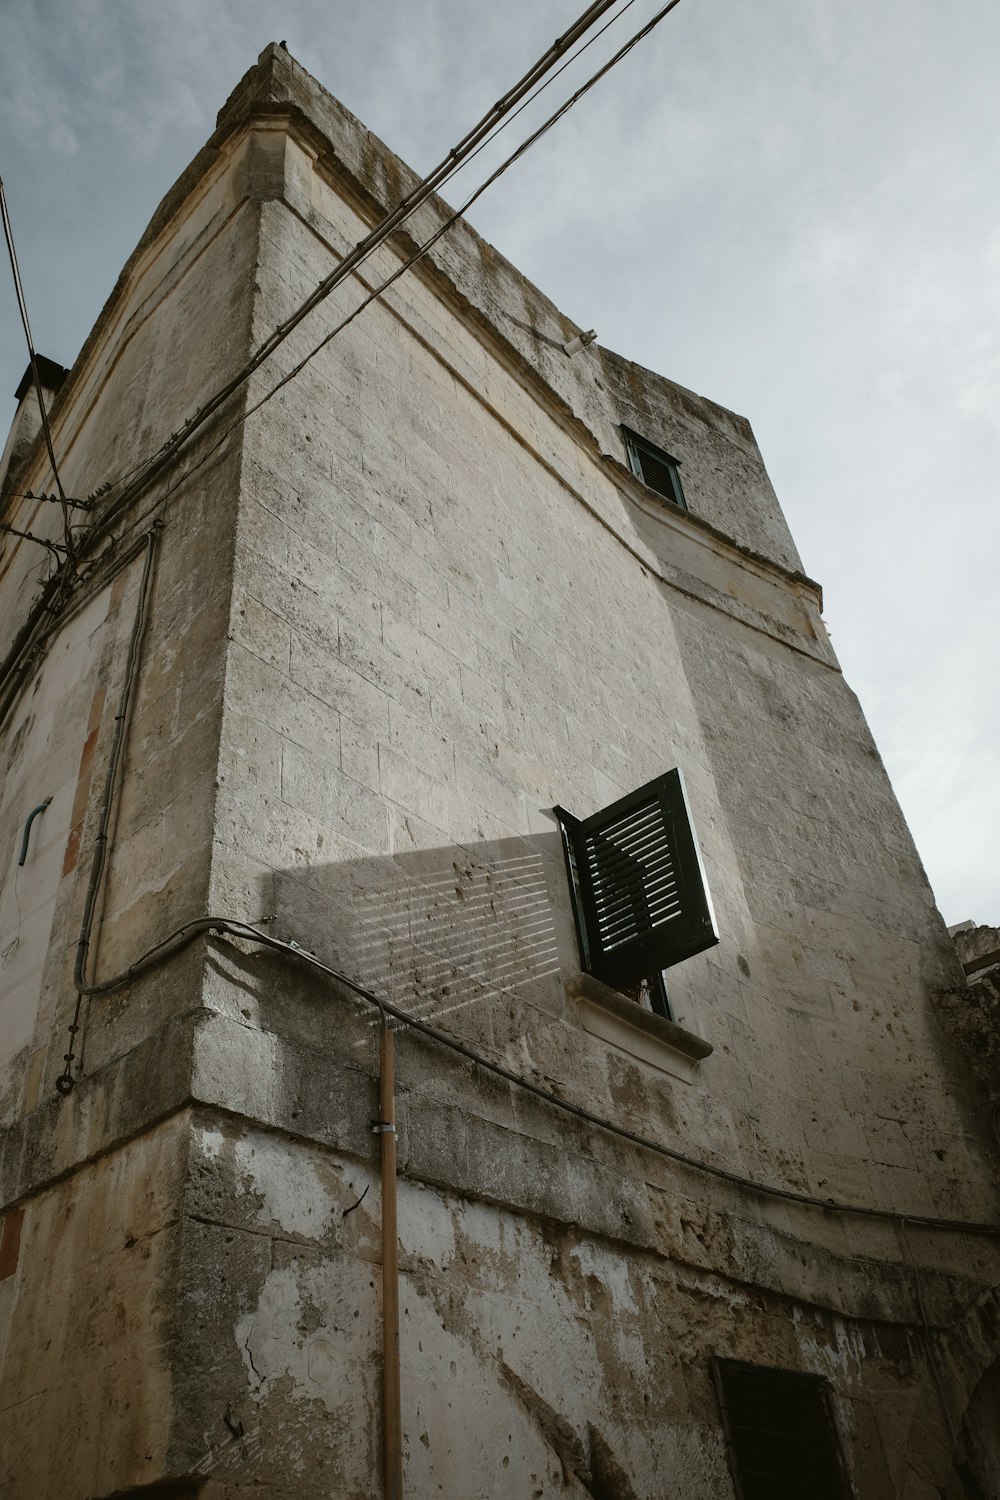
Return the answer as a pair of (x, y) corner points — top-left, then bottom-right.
(0, 42), (998, 1500)
(939, 923), (1000, 1097)
(954, 922), (1000, 976)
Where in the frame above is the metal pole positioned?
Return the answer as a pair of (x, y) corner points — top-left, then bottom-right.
(379, 1025), (403, 1500)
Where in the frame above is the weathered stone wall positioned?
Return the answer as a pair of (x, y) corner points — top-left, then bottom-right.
(0, 112), (266, 1500)
(0, 120), (273, 1105)
(1, 43), (998, 1500)
(195, 48), (998, 1499)
(0, 1111), (187, 1497)
(939, 923), (1000, 1098)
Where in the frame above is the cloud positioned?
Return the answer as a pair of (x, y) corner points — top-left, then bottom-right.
(0, 0), (997, 923)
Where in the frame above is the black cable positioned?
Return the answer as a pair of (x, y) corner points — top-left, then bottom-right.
(92, 0), (687, 530)
(55, 525), (160, 1093)
(4, 489), (91, 511)
(0, 556), (77, 722)
(0, 1), (672, 722)
(87, 0), (630, 522)
(62, 912), (1000, 1239)
(0, 177), (75, 560)
(0, 531), (148, 730)
(366, 0), (641, 217)
(72, 526), (159, 994)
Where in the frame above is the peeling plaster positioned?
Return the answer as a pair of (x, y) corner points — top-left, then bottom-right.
(231, 1132), (339, 1240)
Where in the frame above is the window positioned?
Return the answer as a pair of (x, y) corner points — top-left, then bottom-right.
(633, 971), (672, 1020)
(622, 425), (687, 510)
(711, 1358), (853, 1500)
(554, 768), (718, 994)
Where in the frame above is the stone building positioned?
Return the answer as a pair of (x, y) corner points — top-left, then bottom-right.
(1, 43), (998, 1500)
(944, 923), (1000, 1108)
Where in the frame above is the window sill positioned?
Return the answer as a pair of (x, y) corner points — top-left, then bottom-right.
(566, 972), (712, 1084)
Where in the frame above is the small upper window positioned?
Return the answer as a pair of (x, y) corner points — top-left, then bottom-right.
(622, 426), (687, 510)
(554, 769), (718, 994)
(711, 1358), (853, 1500)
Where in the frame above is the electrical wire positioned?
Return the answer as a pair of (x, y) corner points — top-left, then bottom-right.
(425, 0), (640, 188)
(105, 0), (640, 501)
(0, 177), (74, 560)
(0, 520), (159, 731)
(58, 911), (1000, 1239)
(4, 489), (91, 511)
(88, 0), (633, 523)
(73, 524), (158, 997)
(0, 0), (647, 723)
(54, 524), (160, 1094)
(0, 0), (683, 730)
(0, 521), (68, 561)
(88, 0), (687, 537)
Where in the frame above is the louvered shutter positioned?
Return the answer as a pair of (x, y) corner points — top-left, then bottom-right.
(622, 426), (688, 510)
(556, 769), (717, 990)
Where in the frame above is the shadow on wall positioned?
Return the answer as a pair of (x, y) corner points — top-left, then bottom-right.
(960, 1354), (1000, 1500)
(221, 828), (576, 1054)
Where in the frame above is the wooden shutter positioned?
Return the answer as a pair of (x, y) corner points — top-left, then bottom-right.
(556, 768), (718, 990)
(622, 426), (688, 510)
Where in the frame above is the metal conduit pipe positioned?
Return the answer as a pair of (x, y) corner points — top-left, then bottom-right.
(377, 1026), (404, 1500)
(55, 525), (160, 1094)
(58, 913), (1000, 1237)
(72, 526), (159, 997)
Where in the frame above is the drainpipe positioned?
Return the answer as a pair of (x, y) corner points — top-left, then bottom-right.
(377, 1024), (404, 1500)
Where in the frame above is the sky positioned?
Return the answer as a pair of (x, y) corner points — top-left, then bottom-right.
(1, 0), (997, 926)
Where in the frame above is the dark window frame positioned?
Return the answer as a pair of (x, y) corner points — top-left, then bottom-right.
(711, 1357), (854, 1500)
(622, 425), (688, 510)
(554, 768), (718, 994)
(636, 971), (672, 1020)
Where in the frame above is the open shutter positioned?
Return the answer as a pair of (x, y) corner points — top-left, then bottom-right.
(555, 768), (718, 990)
(622, 426), (688, 510)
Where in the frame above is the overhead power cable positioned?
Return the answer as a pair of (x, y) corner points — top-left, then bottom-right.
(56, 912), (1000, 1240)
(3, 489), (91, 510)
(0, 3), (622, 711)
(91, 0), (631, 523)
(0, 520), (68, 562)
(97, 0), (688, 531)
(0, 0), (679, 719)
(98, 0), (640, 495)
(0, 177), (74, 561)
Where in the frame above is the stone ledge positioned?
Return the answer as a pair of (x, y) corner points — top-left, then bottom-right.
(566, 972), (712, 1085)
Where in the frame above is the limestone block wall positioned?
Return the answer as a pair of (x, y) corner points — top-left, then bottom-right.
(0, 120), (276, 1105)
(212, 101), (996, 1233)
(0, 43), (997, 1500)
(0, 585), (114, 1119)
(0, 1113), (188, 1498)
(183, 60), (998, 1497)
(0, 112), (270, 1500)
